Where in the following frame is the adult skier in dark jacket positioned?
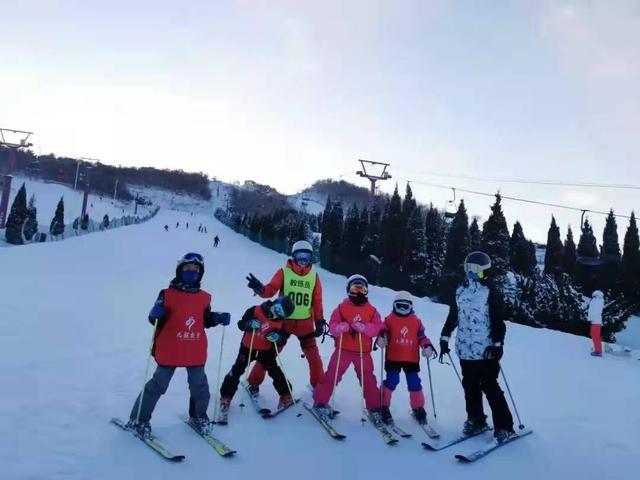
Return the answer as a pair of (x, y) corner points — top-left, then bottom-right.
(439, 251), (515, 442)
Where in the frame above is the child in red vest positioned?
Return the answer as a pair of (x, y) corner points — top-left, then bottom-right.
(376, 291), (436, 425)
(217, 296), (295, 423)
(313, 274), (384, 422)
(127, 253), (230, 437)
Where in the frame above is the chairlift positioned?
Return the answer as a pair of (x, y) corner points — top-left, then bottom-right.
(444, 188), (457, 220)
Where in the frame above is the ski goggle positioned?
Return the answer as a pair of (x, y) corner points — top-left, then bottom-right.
(348, 282), (368, 296)
(293, 251), (313, 264)
(393, 301), (413, 315)
(273, 302), (287, 319)
(465, 263), (488, 281)
(180, 252), (204, 264)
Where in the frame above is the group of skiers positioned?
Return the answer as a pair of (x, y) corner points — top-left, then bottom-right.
(124, 241), (518, 444)
(162, 223), (221, 248)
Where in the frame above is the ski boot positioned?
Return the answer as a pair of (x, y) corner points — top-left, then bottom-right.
(380, 406), (393, 425)
(216, 398), (230, 425)
(247, 383), (260, 397)
(277, 395), (294, 411)
(367, 408), (384, 428)
(590, 351), (603, 357)
(190, 415), (213, 435)
(463, 416), (488, 435)
(494, 428), (516, 443)
(312, 402), (333, 420)
(412, 407), (427, 425)
(126, 420), (152, 439)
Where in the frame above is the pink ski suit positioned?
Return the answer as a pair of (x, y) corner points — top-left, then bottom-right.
(313, 299), (384, 410)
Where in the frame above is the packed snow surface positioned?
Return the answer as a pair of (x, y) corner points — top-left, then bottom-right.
(1, 210), (638, 480)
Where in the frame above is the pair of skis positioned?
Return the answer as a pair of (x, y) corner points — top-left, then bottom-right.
(110, 416), (236, 462)
(422, 425), (533, 463)
(237, 380), (300, 420)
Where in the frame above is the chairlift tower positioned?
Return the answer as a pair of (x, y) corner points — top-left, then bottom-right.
(356, 159), (392, 203)
(0, 128), (34, 228)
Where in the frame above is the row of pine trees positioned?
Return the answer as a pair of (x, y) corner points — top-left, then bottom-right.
(220, 182), (638, 338)
(4, 183), (65, 244)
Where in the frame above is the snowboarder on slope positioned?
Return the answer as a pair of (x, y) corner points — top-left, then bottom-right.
(439, 251), (515, 442)
(312, 275), (384, 423)
(376, 291), (437, 425)
(217, 296), (295, 422)
(126, 253), (230, 437)
(588, 290), (604, 357)
(245, 240), (325, 390)
(214, 235), (220, 248)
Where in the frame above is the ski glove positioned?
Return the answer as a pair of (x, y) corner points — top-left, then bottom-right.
(483, 344), (503, 361)
(422, 344), (437, 360)
(247, 318), (262, 330)
(351, 321), (367, 334)
(265, 331), (281, 343)
(148, 301), (165, 326)
(211, 312), (231, 326)
(439, 337), (450, 363)
(314, 319), (328, 338)
(246, 273), (265, 295)
(334, 322), (350, 334)
(376, 335), (388, 349)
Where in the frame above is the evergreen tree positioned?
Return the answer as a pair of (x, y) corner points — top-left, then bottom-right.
(402, 183), (417, 225)
(379, 185), (403, 267)
(576, 218), (599, 292)
(24, 193), (38, 241)
(341, 204), (362, 259)
(50, 196), (65, 236)
(599, 210), (621, 294)
(469, 217), (481, 251)
(442, 200), (470, 287)
(480, 193), (511, 274)
(544, 216), (564, 276)
(621, 212), (640, 302)
(5, 183), (28, 245)
(510, 221), (535, 276)
(362, 199), (383, 260)
(405, 206), (427, 294)
(425, 204), (446, 294)
(562, 227), (577, 279)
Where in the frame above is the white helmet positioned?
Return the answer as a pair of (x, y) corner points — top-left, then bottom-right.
(592, 290), (604, 298)
(393, 290), (413, 315)
(291, 240), (313, 255)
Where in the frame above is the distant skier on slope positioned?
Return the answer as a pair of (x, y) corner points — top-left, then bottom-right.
(312, 275), (384, 423)
(245, 240), (326, 391)
(588, 290), (604, 357)
(439, 251), (516, 443)
(217, 296), (295, 423)
(213, 235), (220, 248)
(376, 291), (437, 425)
(125, 253), (230, 437)
(164, 225), (169, 232)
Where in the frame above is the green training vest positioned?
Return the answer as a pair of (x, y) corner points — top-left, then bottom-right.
(282, 267), (317, 320)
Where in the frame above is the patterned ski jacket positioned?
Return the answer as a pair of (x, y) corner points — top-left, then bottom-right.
(440, 280), (506, 361)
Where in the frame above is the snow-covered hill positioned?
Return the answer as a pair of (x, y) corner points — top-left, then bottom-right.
(1, 210), (638, 480)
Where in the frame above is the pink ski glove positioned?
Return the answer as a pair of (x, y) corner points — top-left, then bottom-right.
(422, 345), (437, 360)
(376, 336), (388, 348)
(352, 321), (366, 333)
(335, 322), (350, 334)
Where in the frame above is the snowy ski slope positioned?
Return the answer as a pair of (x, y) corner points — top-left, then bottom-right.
(0, 210), (638, 480)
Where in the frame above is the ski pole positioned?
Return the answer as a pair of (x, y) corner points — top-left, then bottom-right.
(239, 329), (256, 409)
(274, 341), (302, 417)
(211, 325), (227, 423)
(379, 345), (385, 410)
(426, 357), (437, 419)
(358, 333), (366, 424)
(499, 364), (525, 430)
(135, 318), (159, 423)
(330, 334), (344, 415)
(447, 352), (463, 385)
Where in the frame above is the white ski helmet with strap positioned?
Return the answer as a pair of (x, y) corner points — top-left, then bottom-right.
(291, 240), (313, 255)
(393, 290), (413, 315)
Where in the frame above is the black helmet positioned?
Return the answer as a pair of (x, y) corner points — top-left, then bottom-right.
(464, 251), (491, 282)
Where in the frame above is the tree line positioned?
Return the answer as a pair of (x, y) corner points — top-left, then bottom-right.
(219, 182), (639, 340)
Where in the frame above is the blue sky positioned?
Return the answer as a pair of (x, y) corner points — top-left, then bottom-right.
(1, 0), (638, 242)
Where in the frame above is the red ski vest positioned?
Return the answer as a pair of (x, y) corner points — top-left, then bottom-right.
(154, 288), (211, 367)
(384, 312), (423, 363)
(241, 306), (282, 351)
(335, 299), (378, 353)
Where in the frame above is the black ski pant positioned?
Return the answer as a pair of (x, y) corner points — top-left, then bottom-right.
(130, 365), (210, 423)
(460, 359), (513, 431)
(220, 345), (291, 400)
